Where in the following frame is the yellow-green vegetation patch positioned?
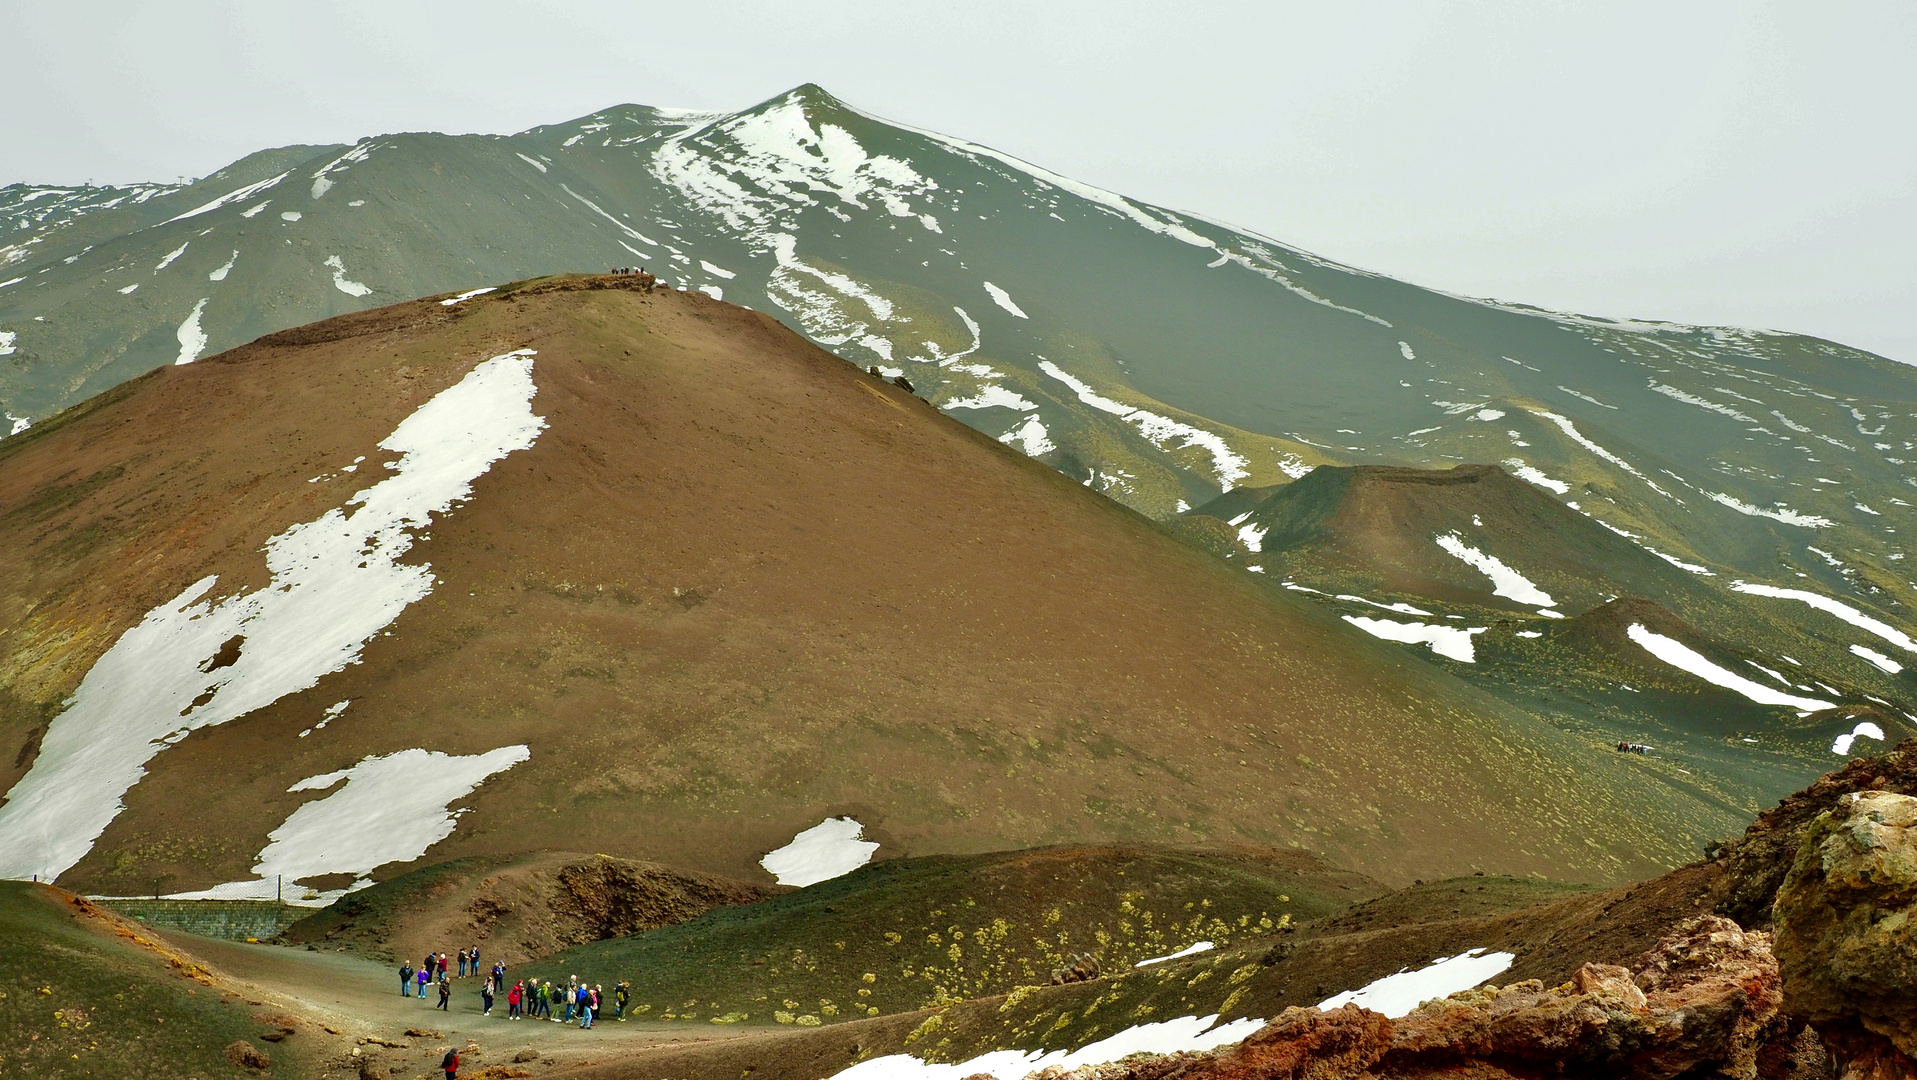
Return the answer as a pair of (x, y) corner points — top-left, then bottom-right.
(521, 844), (1381, 1026)
(0, 883), (314, 1078)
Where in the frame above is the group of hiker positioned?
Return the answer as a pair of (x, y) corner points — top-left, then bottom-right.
(398, 947), (630, 1030)
(609, 266), (647, 276)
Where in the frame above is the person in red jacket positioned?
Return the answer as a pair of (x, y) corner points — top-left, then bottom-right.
(507, 979), (523, 1020)
(440, 1046), (459, 1079)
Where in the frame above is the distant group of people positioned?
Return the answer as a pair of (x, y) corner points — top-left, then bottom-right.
(400, 947), (504, 1012)
(1615, 741), (1652, 755)
(609, 266), (647, 276)
(397, 947), (628, 1031)
(504, 975), (629, 1028)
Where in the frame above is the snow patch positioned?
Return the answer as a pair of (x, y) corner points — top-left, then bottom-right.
(208, 250), (237, 281)
(1834, 722), (1887, 756)
(999, 416), (1056, 457)
(1436, 534), (1554, 607)
(947, 385), (1038, 412)
(323, 255), (371, 297)
(699, 260), (736, 279)
(761, 817), (878, 887)
(171, 746), (529, 905)
(164, 171), (289, 223)
(1730, 582), (1917, 656)
(1704, 491), (1833, 528)
(0, 350), (547, 882)
(154, 242), (188, 272)
(514, 152), (548, 173)
(983, 281), (1028, 318)
(1343, 616), (1486, 663)
(1502, 459), (1569, 494)
(831, 1014), (1262, 1080)
(1039, 361), (1248, 490)
(1626, 624), (1836, 712)
(173, 298), (209, 364)
(1852, 644), (1903, 674)
(1135, 941), (1214, 967)
(439, 287), (496, 307)
(1319, 949), (1515, 1018)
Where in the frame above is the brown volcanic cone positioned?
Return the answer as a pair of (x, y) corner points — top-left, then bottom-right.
(0, 277), (1700, 895)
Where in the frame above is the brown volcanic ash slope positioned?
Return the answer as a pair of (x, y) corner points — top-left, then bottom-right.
(0, 278), (1711, 897)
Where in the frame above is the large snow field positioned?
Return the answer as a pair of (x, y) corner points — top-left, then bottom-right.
(0, 350), (547, 882)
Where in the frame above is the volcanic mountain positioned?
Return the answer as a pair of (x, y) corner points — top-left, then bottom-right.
(3, 85), (1912, 616)
(0, 277), (1732, 903)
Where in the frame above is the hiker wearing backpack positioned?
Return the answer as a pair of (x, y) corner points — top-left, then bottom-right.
(441, 1045), (459, 1079)
(615, 981), (629, 1020)
(508, 979), (523, 1020)
(576, 982), (593, 1028)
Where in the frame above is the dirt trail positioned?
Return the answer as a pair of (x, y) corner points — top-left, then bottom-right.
(153, 928), (764, 1075)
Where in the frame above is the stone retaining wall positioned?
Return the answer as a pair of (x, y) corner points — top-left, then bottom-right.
(93, 899), (307, 940)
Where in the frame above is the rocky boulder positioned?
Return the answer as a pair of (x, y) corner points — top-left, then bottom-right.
(1774, 790), (1917, 1076)
(1713, 739), (1917, 929)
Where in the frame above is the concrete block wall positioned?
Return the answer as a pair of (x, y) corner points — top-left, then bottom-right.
(94, 899), (307, 940)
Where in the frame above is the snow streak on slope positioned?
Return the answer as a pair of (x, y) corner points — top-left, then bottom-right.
(0, 350), (547, 882)
(1039, 361), (1249, 489)
(174, 745), (530, 903)
(1626, 624), (1836, 712)
(1435, 533), (1556, 609)
(1730, 582), (1917, 655)
(1317, 949), (1514, 1018)
(1343, 615), (1486, 663)
(833, 1014), (1265, 1080)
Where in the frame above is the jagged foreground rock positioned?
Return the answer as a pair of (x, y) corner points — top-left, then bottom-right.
(1774, 790), (1917, 1079)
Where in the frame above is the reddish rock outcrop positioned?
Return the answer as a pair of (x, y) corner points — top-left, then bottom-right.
(1035, 916), (1809, 1080)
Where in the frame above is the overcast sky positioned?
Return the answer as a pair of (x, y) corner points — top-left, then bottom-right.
(8, 1), (1913, 363)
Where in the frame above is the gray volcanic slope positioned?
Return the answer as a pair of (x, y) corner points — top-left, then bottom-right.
(2, 83), (1914, 806)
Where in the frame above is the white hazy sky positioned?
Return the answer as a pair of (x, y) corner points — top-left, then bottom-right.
(8, 1), (1913, 363)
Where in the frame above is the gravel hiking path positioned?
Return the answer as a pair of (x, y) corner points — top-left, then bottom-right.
(153, 927), (760, 1075)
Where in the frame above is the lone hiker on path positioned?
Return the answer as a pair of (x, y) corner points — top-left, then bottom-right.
(437, 975), (452, 1010)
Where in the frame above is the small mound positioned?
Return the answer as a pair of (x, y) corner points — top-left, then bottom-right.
(281, 850), (778, 964)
